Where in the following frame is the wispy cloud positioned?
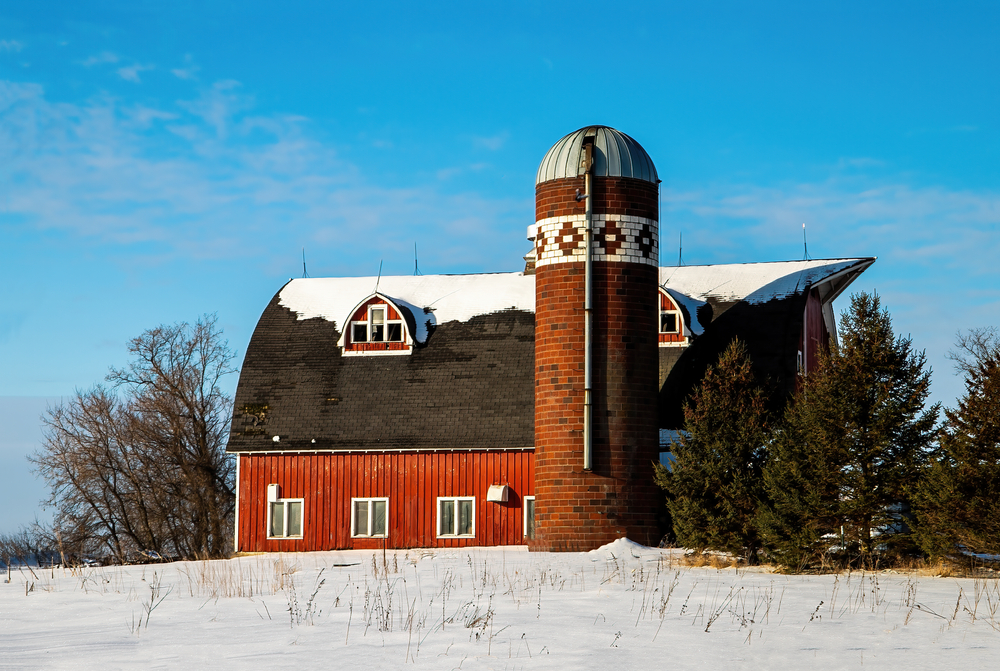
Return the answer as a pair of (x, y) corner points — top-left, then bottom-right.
(472, 132), (509, 151)
(117, 63), (154, 83)
(0, 40), (23, 52)
(80, 51), (119, 67)
(171, 54), (200, 80)
(0, 78), (529, 274)
(662, 177), (1000, 286)
(171, 66), (198, 80)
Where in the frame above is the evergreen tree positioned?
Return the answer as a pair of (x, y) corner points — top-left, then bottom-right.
(913, 328), (1000, 558)
(655, 340), (771, 563)
(759, 293), (938, 568)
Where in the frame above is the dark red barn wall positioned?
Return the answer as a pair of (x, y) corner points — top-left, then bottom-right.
(235, 450), (534, 552)
(801, 289), (830, 376)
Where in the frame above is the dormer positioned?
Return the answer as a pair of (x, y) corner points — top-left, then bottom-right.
(338, 293), (415, 356)
(659, 288), (690, 347)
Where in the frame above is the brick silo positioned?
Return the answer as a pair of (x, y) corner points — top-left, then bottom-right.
(529, 126), (662, 551)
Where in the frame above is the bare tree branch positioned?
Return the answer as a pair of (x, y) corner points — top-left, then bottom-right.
(30, 315), (237, 561)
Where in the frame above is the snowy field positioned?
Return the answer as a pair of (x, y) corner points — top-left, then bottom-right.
(2, 539), (999, 670)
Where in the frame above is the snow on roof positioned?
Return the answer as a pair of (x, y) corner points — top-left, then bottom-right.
(278, 272), (535, 343)
(660, 258), (870, 305)
(278, 259), (871, 344)
(660, 258), (873, 335)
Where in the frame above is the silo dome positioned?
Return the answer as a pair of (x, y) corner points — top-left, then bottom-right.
(535, 125), (658, 185)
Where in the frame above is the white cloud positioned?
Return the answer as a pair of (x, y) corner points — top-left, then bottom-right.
(175, 80), (251, 139)
(0, 78), (529, 274)
(472, 132), (508, 151)
(171, 54), (200, 80)
(171, 67), (198, 80)
(117, 63), (154, 83)
(0, 40), (23, 52)
(80, 51), (119, 67)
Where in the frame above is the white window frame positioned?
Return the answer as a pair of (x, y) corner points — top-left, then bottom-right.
(350, 305), (405, 344)
(351, 497), (389, 538)
(659, 308), (681, 334)
(436, 497), (475, 538)
(267, 498), (304, 539)
(523, 496), (535, 539)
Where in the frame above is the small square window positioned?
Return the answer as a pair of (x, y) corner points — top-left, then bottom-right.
(437, 497), (475, 537)
(352, 498), (388, 538)
(352, 323), (368, 343)
(660, 312), (678, 334)
(268, 498), (304, 539)
(387, 323), (402, 342)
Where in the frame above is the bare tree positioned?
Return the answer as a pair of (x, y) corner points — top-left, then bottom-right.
(30, 315), (237, 561)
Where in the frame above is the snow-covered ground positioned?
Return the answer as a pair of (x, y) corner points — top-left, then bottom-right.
(2, 539), (999, 670)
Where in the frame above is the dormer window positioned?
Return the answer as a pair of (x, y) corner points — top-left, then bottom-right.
(340, 293), (414, 356)
(352, 306), (404, 343)
(659, 289), (690, 347)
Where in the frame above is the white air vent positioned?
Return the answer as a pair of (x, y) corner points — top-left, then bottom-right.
(486, 484), (510, 503)
(267, 483), (280, 502)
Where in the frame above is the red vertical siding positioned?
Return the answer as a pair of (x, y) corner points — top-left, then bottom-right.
(801, 289), (829, 376)
(236, 450), (535, 552)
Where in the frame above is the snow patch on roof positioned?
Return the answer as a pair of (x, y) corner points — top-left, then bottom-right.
(659, 259), (867, 306)
(663, 288), (707, 336)
(279, 273), (535, 343)
(278, 260), (870, 345)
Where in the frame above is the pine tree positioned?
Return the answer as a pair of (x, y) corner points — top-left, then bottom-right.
(913, 328), (1000, 558)
(655, 340), (771, 563)
(758, 293), (938, 568)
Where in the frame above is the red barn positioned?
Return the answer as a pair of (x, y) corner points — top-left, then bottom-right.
(226, 126), (873, 552)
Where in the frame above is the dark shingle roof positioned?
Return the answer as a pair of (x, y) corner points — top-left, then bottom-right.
(227, 287), (535, 453)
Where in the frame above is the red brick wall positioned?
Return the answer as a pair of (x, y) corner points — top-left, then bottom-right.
(530, 175), (662, 552)
(536, 177), (659, 220)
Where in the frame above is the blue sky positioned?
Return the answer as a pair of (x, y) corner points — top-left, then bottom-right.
(1, 1), (998, 533)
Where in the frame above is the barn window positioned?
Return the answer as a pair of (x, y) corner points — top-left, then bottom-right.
(659, 289), (690, 347)
(340, 293), (414, 356)
(351, 498), (388, 538)
(437, 497), (475, 537)
(268, 498), (304, 539)
(350, 305), (404, 344)
(523, 496), (536, 540)
(660, 309), (679, 334)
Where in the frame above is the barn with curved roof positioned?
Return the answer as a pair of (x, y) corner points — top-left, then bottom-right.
(227, 126), (874, 552)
